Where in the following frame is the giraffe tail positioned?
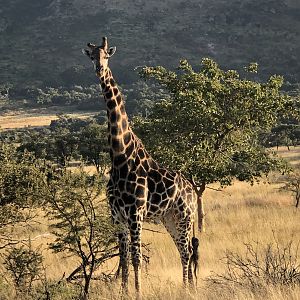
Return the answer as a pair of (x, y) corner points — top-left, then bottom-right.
(190, 181), (206, 284)
(191, 236), (199, 284)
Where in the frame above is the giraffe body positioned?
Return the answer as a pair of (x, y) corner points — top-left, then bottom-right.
(108, 141), (197, 225)
(84, 37), (204, 297)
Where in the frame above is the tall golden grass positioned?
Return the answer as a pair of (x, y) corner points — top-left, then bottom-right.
(88, 171), (300, 300)
(0, 147), (299, 299)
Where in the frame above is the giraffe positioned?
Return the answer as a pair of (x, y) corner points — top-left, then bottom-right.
(83, 37), (205, 297)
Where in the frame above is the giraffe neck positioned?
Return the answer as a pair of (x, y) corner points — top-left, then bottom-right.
(99, 68), (135, 165)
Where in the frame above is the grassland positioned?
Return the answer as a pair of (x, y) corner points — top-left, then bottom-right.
(104, 159), (300, 300)
(0, 105), (299, 300)
(0, 107), (95, 129)
(0, 146), (298, 299)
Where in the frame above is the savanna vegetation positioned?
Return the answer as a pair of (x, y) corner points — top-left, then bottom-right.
(0, 52), (300, 300)
(1, 1), (300, 299)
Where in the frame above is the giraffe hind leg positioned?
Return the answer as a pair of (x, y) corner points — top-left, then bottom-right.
(162, 212), (194, 287)
(118, 228), (130, 294)
(178, 219), (194, 287)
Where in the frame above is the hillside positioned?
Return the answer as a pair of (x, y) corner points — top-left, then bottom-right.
(0, 0), (300, 93)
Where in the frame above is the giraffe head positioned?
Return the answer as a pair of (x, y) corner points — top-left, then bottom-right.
(83, 37), (116, 77)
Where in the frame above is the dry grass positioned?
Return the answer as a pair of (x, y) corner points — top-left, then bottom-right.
(87, 177), (300, 300)
(17, 177), (300, 299)
(275, 146), (300, 167)
(0, 107), (95, 129)
(1, 147), (299, 299)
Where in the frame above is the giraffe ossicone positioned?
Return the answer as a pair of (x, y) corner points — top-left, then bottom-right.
(83, 37), (205, 297)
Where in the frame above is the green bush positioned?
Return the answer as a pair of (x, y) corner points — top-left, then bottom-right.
(3, 244), (43, 295)
(45, 167), (118, 299)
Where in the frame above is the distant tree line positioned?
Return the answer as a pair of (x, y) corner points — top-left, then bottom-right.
(1, 81), (166, 116)
(1, 114), (110, 172)
(261, 123), (300, 150)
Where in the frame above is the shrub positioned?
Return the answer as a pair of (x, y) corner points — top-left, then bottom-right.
(206, 239), (300, 295)
(45, 167), (118, 300)
(280, 170), (300, 208)
(3, 244), (43, 295)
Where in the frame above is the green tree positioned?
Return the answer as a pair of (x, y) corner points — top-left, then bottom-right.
(0, 144), (47, 251)
(262, 123), (300, 149)
(3, 243), (43, 295)
(17, 116), (111, 170)
(17, 129), (49, 160)
(280, 171), (300, 208)
(45, 167), (118, 300)
(136, 59), (297, 187)
(0, 144), (45, 207)
(0, 144), (45, 216)
(49, 127), (79, 166)
(78, 123), (109, 173)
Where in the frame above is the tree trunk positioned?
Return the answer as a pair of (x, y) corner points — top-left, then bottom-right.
(81, 277), (91, 300)
(81, 291), (88, 300)
(197, 184), (206, 233)
(192, 182), (206, 233)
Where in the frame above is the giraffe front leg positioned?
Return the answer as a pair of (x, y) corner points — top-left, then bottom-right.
(129, 214), (143, 299)
(118, 229), (130, 294)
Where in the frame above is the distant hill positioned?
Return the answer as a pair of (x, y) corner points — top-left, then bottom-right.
(0, 0), (299, 90)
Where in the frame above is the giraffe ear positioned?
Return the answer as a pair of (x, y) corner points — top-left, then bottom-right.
(107, 46), (116, 57)
(87, 43), (96, 49)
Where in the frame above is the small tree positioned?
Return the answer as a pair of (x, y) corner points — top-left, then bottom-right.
(49, 127), (79, 166)
(0, 144), (45, 207)
(262, 123), (300, 150)
(0, 144), (46, 249)
(136, 59), (297, 187)
(45, 167), (118, 300)
(3, 243), (43, 295)
(78, 123), (110, 173)
(280, 170), (300, 208)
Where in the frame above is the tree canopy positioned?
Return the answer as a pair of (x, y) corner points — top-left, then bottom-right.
(135, 58), (298, 185)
